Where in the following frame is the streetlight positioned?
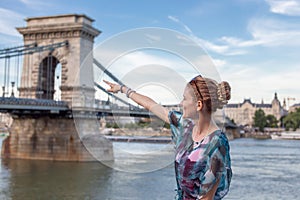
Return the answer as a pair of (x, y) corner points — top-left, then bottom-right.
(11, 82), (15, 97)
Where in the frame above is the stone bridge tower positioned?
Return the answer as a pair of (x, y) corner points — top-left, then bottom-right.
(1, 14), (113, 162)
(17, 14), (98, 106)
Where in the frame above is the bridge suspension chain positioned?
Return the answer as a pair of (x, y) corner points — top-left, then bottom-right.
(0, 41), (68, 59)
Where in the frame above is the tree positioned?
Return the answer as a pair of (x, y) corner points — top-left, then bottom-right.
(283, 108), (300, 131)
(253, 109), (267, 132)
(266, 114), (278, 128)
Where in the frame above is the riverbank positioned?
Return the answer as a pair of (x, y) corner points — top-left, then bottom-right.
(102, 127), (171, 137)
(105, 135), (171, 143)
(242, 132), (272, 139)
(101, 127), (237, 141)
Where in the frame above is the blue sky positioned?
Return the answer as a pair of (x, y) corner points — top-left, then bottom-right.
(0, 0), (300, 107)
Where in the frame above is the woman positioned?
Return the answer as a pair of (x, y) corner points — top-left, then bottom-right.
(104, 75), (232, 200)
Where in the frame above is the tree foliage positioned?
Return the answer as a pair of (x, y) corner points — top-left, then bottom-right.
(266, 114), (278, 128)
(253, 109), (267, 132)
(283, 108), (300, 131)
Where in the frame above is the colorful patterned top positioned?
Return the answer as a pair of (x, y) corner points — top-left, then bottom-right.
(169, 111), (232, 200)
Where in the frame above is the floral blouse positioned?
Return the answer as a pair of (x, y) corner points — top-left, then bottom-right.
(169, 111), (232, 200)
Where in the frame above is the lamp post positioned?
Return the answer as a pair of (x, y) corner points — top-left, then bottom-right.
(11, 82), (15, 97)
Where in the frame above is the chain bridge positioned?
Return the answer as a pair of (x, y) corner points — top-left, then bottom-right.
(0, 14), (153, 161)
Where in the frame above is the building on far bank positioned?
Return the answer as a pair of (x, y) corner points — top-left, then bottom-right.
(224, 93), (287, 127)
(289, 103), (300, 113)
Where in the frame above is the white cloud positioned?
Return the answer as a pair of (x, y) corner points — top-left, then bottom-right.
(168, 15), (193, 35)
(218, 17), (300, 48)
(166, 14), (300, 105)
(0, 8), (24, 37)
(247, 17), (300, 46)
(213, 59), (227, 68)
(19, 0), (53, 10)
(207, 17), (300, 55)
(167, 15), (247, 56)
(265, 0), (300, 16)
(94, 50), (199, 104)
(167, 15), (180, 23)
(195, 37), (229, 54)
(219, 36), (262, 47)
(99, 50), (197, 80)
(169, 13), (300, 58)
(219, 61), (300, 103)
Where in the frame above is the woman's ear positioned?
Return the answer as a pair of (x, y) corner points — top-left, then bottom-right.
(196, 100), (203, 111)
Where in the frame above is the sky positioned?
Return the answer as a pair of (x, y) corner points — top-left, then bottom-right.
(0, 0), (300, 107)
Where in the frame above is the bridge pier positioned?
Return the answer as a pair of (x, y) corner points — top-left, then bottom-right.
(1, 115), (113, 162)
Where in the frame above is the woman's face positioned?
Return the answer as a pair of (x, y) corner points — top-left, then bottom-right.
(180, 86), (198, 119)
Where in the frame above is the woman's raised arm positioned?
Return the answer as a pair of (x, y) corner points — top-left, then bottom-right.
(103, 80), (170, 124)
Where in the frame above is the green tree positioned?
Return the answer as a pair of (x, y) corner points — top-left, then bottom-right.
(265, 114), (278, 128)
(253, 109), (267, 132)
(283, 108), (300, 131)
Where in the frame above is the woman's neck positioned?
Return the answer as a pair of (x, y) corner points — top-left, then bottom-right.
(192, 114), (219, 142)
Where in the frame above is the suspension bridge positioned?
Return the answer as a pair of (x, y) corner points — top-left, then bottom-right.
(0, 14), (155, 162)
(0, 38), (149, 117)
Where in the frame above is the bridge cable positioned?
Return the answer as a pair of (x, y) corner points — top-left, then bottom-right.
(29, 51), (33, 98)
(37, 47), (41, 99)
(94, 82), (140, 110)
(93, 58), (124, 86)
(7, 56), (10, 97)
(38, 50), (43, 99)
(26, 53), (30, 98)
(93, 58), (144, 110)
(15, 50), (20, 91)
(3, 56), (7, 97)
(49, 52), (53, 99)
(46, 53), (51, 99)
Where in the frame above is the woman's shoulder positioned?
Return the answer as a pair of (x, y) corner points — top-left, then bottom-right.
(168, 110), (192, 126)
(208, 130), (230, 147)
(168, 110), (182, 127)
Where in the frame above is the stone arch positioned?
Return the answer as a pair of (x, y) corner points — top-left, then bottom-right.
(36, 54), (60, 100)
(17, 14), (100, 105)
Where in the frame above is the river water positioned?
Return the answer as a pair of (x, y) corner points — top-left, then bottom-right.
(1, 136), (300, 200)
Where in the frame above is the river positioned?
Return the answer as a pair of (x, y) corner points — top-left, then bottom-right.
(1, 136), (300, 200)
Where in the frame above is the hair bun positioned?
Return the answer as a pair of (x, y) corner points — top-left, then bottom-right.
(217, 81), (231, 107)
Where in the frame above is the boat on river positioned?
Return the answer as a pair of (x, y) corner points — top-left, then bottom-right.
(271, 132), (300, 140)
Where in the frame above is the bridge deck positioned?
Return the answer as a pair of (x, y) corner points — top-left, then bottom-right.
(0, 97), (154, 118)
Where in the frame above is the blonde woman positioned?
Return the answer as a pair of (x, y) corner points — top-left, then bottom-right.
(104, 75), (232, 200)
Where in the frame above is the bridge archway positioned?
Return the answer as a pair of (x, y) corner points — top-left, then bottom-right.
(37, 55), (62, 100)
(17, 14), (100, 106)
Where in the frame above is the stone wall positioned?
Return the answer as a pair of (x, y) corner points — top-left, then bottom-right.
(1, 116), (113, 161)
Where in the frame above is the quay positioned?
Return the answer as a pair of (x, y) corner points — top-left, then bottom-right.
(105, 135), (172, 143)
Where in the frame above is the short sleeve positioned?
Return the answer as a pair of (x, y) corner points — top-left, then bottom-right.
(168, 110), (183, 147)
(198, 134), (232, 199)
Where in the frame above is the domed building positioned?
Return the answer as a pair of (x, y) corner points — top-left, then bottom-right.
(224, 93), (286, 126)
